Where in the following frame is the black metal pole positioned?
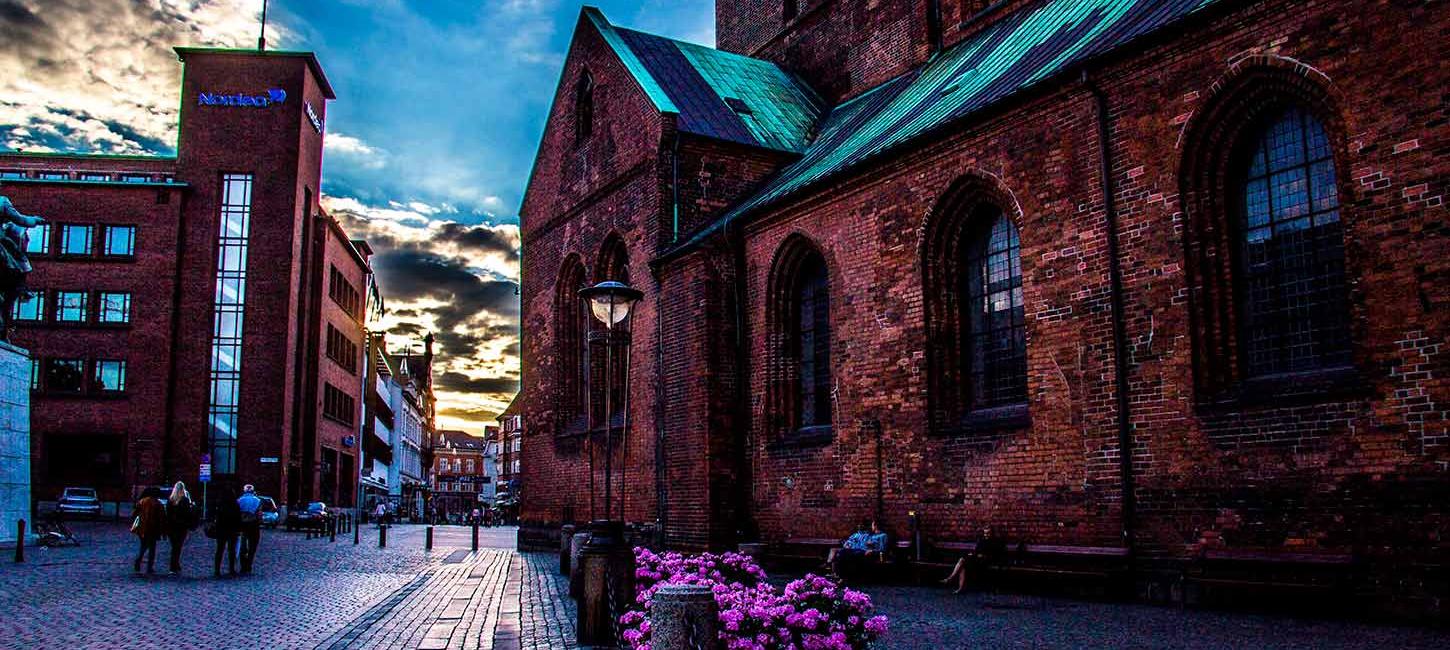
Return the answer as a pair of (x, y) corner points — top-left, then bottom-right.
(13, 520), (22, 563)
(330, 517), (337, 543)
(426, 526), (434, 551)
(354, 514), (360, 545)
(603, 327), (614, 522)
(379, 523), (386, 548)
(472, 522), (479, 551)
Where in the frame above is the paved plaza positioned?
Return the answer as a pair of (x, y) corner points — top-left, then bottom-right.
(2, 522), (1448, 649)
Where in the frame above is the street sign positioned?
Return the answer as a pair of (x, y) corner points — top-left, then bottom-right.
(199, 462), (212, 483)
(476, 492), (486, 503)
(260, 456), (280, 464)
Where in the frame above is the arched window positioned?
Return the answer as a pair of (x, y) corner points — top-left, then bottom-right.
(923, 177), (1029, 433)
(962, 209), (1026, 409)
(555, 255), (588, 431)
(793, 252), (831, 428)
(1235, 107), (1350, 377)
(767, 236), (832, 437)
(590, 236), (629, 429)
(574, 71), (594, 144)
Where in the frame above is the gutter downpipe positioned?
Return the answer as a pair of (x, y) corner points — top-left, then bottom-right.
(724, 215), (752, 547)
(1083, 70), (1137, 559)
(655, 129), (681, 544)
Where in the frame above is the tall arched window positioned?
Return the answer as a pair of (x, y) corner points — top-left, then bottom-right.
(963, 209), (1026, 409)
(923, 178), (1029, 433)
(767, 236), (832, 437)
(574, 71), (595, 144)
(591, 236), (629, 429)
(555, 256), (588, 431)
(793, 252), (831, 428)
(1236, 107), (1350, 377)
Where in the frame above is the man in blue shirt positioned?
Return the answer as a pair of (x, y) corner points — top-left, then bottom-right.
(237, 484), (263, 574)
(826, 520), (890, 577)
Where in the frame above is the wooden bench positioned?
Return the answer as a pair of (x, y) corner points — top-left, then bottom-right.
(1181, 548), (1355, 608)
(772, 537), (842, 566)
(912, 541), (1130, 596)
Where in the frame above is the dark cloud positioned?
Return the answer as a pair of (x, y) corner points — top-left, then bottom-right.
(371, 248), (518, 319)
(435, 222), (520, 261)
(436, 371), (520, 395)
(439, 405), (502, 422)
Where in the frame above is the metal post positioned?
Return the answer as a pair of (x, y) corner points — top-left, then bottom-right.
(354, 514), (360, 545)
(603, 331), (613, 522)
(426, 526), (434, 551)
(472, 522), (479, 551)
(379, 523), (387, 548)
(13, 520), (23, 563)
(330, 517), (337, 543)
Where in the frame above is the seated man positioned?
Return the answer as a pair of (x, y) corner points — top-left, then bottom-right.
(941, 525), (1010, 593)
(824, 520), (889, 577)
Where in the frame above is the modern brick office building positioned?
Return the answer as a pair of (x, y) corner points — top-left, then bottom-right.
(517, 0), (1448, 606)
(1, 47), (373, 512)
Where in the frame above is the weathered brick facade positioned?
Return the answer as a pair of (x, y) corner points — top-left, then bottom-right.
(520, 0), (1446, 608)
(2, 49), (373, 512)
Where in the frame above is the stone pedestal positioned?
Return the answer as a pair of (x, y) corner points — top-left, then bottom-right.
(652, 583), (719, 650)
(575, 522), (636, 648)
(0, 342), (31, 545)
(569, 530), (590, 598)
(559, 524), (576, 575)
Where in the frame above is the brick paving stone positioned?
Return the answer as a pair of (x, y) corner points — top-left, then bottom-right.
(517, 552), (576, 650)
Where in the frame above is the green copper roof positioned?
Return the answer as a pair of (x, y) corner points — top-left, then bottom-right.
(585, 8), (823, 153)
(666, 0), (1226, 257)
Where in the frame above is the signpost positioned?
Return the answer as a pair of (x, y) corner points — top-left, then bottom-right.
(200, 454), (212, 519)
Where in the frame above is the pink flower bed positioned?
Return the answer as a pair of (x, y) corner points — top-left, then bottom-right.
(620, 547), (888, 650)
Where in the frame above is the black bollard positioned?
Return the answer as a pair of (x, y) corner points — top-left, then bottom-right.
(472, 522), (479, 551)
(379, 524), (387, 548)
(13, 520), (23, 563)
(354, 515), (360, 545)
(330, 517), (337, 543)
(426, 526), (434, 551)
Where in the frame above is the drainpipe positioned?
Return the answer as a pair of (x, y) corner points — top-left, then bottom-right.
(927, 0), (944, 53)
(1083, 70), (1137, 556)
(724, 217), (753, 545)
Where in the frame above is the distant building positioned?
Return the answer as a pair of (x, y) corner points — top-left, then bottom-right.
(431, 428), (493, 520)
(496, 402), (521, 522)
(358, 332), (395, 505)
(386, 335), (435, 520)
(2, 48), (376, 512)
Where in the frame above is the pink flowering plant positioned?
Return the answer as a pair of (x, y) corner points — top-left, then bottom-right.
(620, 547), (888, 650)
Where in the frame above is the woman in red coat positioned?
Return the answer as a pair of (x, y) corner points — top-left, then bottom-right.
(132, 486), (166, 574)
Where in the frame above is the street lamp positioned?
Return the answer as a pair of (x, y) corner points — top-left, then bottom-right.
(576, 279), (642, 647)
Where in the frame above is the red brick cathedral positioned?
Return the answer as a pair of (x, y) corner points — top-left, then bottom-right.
(518, 0), (1448, 600)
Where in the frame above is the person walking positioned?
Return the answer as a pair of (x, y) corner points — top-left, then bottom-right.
(237, 484), (263, 574)
(373, 501), (386, 526)
(165, 482), (197, 574)
(131, 487), (165, 574)
(212, 486), (241, 577)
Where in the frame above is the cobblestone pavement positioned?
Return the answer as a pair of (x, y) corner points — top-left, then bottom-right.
(0, 521), (570, 650)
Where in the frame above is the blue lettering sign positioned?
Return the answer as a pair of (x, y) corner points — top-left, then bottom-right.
(305, 101), (324, 133)
(197, 88), (287, 107)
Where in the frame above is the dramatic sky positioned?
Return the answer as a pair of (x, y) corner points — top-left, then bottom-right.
(0, 0), (714, 434)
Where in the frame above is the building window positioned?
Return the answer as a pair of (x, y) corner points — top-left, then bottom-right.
(768, 235), (832, 436)
(1236, 107), (1351, 377)
(963, 211), (1027, 409)
(328, 266), (362, 319)
(60, 225), (92, 256)
(79, 173), (109, 182)
(574, 71), (595, 144)
(39, 172), (67, 180)
(323, 382), (357, 426)
(94, 360), (126, 392)
(98, 292), (131, 324)
(28, 358), (39, 390)
(25, 224), (49, 255)
(11, 290), (42, 322)
(326, 324), (358, 374)
(45, 358), (84, 393)
(102, 226), (136, 257)
(56, 291), (88, 323)
(121, 174), (150, 183)
(589, 237), (629, 429)
(465, 459), (474, 473)
(555, 255), (588, 432)
(0, 170), (25, 179)
(207, 173), (253, 475)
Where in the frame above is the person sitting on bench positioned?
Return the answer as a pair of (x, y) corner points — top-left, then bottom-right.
(941, 525), (1009, 593)
(823, 520), (889, 576)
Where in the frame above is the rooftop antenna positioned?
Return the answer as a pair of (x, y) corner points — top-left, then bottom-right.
(258, 0), (269, 51)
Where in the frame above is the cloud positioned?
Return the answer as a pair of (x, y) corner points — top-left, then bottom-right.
(0, 0), (288, 154)
(324, 132), (389, 170)
(437, 372), (520, 395)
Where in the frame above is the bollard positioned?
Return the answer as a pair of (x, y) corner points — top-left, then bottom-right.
(559, 524), (576, 575)
(652, 583), (718, 650)
(13, 519), (23, 563)
(471, 522), (479, 551)
(354, 515), (360, 545)
(379, 523), (387, 548)
(330, 517), (337, 543)
(426, 526), (434, 551)
(569, 531), (590, 599)
(306, 524), (313, 540)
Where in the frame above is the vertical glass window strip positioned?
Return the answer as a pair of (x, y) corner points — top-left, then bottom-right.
(795, 254), (831, 427)
(28, 358), (39, 390)
(25, 224), (49, 255)
(103, 226), (136, 257)
(60, 225), (92, 255)
(98, 292), (131, 323)
(963, 210), (1027, 409)
(1238, 108), (1351, 377)
(12, 289), (42, 322)
(94, 360), (126, 392)
(207, 174), (252, 474)
(56, 291), (88, 323)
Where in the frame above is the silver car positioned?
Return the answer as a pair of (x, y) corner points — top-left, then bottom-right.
(57, 487), (102, 518)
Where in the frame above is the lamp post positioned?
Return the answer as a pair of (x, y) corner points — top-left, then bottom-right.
(576, 279), (642, 647)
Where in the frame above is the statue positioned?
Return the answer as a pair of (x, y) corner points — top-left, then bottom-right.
(0, 183), (45, 342)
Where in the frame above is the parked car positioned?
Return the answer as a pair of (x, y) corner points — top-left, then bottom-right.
(56, 487), (102, 518)
(258, 496), (281, 528)
(286, 501), (331, 531)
